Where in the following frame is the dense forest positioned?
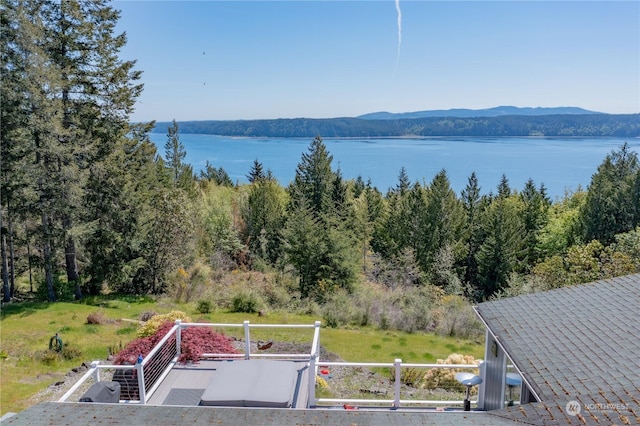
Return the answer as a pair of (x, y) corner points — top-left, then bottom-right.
(2, 1), (640, 336)
(151, 113), (640, 138)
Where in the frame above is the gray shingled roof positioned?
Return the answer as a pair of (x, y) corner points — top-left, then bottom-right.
(2, 402), (520, 425)
(475, 273), (640, 424)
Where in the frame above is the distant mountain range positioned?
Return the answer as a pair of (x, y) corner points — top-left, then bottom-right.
(151, 107), (638, 138)
(357, 106), (602, 120)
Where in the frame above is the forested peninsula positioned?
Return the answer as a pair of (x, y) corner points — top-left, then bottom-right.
(152, 114), (640, 138)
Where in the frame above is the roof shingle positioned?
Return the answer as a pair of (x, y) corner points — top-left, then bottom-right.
(476, 273), (640, 424)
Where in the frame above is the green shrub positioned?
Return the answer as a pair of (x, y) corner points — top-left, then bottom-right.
(39, 350), (59, 366)
(85, 325), (99, 334)
(322, 290), (354, 328)
(434, 295), (484, 340)
(420, 353), (482, 394)
(379, 313), (390, 330)
(116, 325), (137, 335)
(61, 345), (81, 360)
(138, 311), (192, 337)
(196, 300), (212, 314)
(231, 290), (263, 313)
(35, 277), (76, 302)
(263, 284), (291, 310)
(108, 341), (124, 357)
(388, 367), (423, 387)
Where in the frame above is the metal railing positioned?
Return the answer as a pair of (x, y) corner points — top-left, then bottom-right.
(314, 360), (480, 408)
(60, 320), (490, 409)
(60, 320), (322, 405)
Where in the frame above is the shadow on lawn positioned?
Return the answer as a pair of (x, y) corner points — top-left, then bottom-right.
(0, 294), (155, 319)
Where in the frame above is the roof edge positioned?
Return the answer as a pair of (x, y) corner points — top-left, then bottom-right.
(472, 306), (542, 403)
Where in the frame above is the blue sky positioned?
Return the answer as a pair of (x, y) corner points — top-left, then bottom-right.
(114, 1), (640, 121)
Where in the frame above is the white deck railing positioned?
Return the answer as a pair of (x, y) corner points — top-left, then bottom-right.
(60, 320), (484, 409)
(314, 360), (479, 408)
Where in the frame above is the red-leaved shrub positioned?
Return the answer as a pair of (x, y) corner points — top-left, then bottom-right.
(177, 326), (238, 363)
(114, 321), (238, 365)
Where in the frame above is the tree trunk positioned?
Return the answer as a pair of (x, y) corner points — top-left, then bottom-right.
(1, 207), (10, 303)
(63, 215), (82, 299)
(7, 199), (16, 297)
(42, 211), (56, 302)
(27, 230), (33, 293)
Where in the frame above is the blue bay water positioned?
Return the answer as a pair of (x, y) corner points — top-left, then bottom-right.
(149, 134), (639, 200)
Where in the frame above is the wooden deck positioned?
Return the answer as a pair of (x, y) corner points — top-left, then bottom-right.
(146, 360), (310, 408)
(147, 360), (219, 405)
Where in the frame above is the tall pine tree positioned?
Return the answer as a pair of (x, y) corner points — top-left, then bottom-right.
(284, 137), (358, 301)
(3, 0), (143, 300)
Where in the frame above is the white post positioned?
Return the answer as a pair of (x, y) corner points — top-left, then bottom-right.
(308, 354), (316, 408)
(137, 363), (146, 404)
(91, 361), (100, 382)
(477, 361), (486, 410)
(393, 359), (402, 409)
(308, 321), (321, 408)
(243, 320), (251, 359)
(175, 319), (182, 359)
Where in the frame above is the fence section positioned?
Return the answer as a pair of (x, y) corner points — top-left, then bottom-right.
(60, 320), (493, 410)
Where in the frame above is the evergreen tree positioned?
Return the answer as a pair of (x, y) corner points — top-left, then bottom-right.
(581, 143), (640, 244)
(1, 0), (35, 300)
(289, 136), (334, 216)
(371, 183), (413, 261)
(47, 0), (142, 299)
(352, 175), (366, 198)
(520, 178), (551, 268)
(394, 166), (411, 196)
(83, 122), (160, 294)
(242, 174), (287, 265)
(282, 197), (325, 299)
(164, 119), (194, 191)
(3, 0), (143, 300)
(199, 161), (233, 187)
(284, 136), (359, 300)
(247, 159), (265, 183)
(416, 169), (465, 281)
(497, 174), (511, 198)
(460, 172), (483, 295)
(476, 193), (526, 299)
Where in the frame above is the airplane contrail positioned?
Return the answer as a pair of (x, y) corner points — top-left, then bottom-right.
(395, 0), (402, 71)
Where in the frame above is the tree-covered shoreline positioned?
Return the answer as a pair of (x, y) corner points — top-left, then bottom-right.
(151, 114), (640, 138)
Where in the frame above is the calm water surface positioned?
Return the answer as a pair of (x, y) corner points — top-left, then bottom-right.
(149, 134), (639, 200)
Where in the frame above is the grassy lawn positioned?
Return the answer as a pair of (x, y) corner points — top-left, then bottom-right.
(0, 298), (484, 415)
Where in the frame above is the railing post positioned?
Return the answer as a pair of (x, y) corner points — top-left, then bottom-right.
(477, 361), (486, 410)
(175, 319), (182, 359)
(137, 363), (146, 404)
(393, 359), (402, 409)
(308, 354), (316, 408)
(307, 321), (321, 408)
(243, 320), (251, 360)
(91, 361), (100, 382)
(313, 321), (321, 355)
